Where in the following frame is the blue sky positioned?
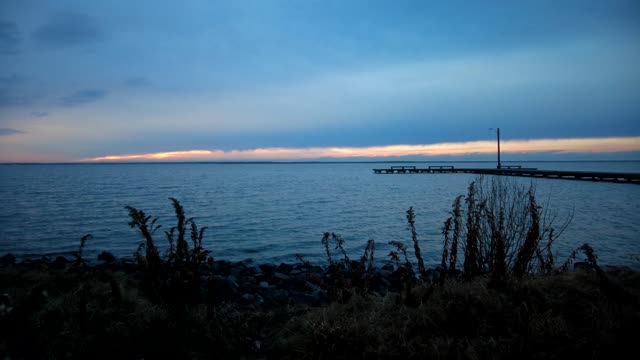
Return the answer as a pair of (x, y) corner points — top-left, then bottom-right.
(0, 0), (639, 161)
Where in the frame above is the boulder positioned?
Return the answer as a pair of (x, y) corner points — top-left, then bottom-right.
(97, 251), (117, 263)
(259, 263), (277, 274)
(273, 272), (290, 281)
(275, 262), (293, 274)
(381, 263), (395, 271)
(206, 275), (239, 303)
(51, 256), (71, 269)
(0, 253), (16, 266)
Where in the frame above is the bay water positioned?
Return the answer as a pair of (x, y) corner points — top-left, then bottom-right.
(1, 161), (639, 268)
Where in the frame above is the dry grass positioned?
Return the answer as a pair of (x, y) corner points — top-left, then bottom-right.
(442, 176), (573, 279)
(270, 270), (640, 359)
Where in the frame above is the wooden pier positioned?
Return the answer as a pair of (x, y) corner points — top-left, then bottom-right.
(372, 165), (640, 184)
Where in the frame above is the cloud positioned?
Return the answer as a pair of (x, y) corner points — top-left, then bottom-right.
(59, 89), (106, 106)
(0, 128), (25, 136)
(131, 34), (637, 141)
(85, 136), (640, 161)
(124, 77), (151, 87)
(32, 12), (101, 47)
(0, 75), (34, 108)
(0, 21), (20, 54)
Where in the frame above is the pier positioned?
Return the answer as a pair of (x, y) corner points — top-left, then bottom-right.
(372, 165), (640, 184)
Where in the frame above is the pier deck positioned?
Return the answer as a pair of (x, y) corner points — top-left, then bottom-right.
(372, 166), (640, 184)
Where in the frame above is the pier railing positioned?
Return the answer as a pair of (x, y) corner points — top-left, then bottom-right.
(372, 166), (640, 184)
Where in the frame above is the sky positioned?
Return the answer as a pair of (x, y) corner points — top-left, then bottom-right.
(0, 0), (639, 162)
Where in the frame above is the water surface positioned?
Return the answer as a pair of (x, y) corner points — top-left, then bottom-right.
(1, 161), (639, 268)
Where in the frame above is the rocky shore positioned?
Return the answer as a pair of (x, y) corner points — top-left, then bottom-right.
(0, 251), (441, 309)
(1, 251), (639, 359)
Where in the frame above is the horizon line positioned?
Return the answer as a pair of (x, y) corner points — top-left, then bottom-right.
(3, 159), (640, 165)
(83, 136), (640, 162)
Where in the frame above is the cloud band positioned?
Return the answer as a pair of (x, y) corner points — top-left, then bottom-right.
(85, 136), (640, 161)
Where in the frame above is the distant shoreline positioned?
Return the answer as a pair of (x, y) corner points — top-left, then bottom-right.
(3, 159), (640, 165)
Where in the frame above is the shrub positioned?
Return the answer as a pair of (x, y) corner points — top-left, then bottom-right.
(442, 176), (572, 278)
(125, 198), (211, 302)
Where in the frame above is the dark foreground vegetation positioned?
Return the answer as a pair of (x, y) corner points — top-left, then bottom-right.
(1, 178), (639, 359)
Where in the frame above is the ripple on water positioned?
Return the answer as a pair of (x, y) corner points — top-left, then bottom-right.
(1, 162), (639, 268)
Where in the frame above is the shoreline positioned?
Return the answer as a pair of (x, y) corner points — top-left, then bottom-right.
(2, 252), (639, 358)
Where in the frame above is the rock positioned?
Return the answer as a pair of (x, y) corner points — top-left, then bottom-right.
(239, 292), (264, 305)
(213, 260), (233, 275)
(259, 281), (270, 288)
(275, 262), (293, 274)
(304, 281), (321, 293)
(254, 294), (264, 305)
(289, 269), (303, 276)
(119, 260), (138, 273)
(289, 291), (322, 306)
(98, 251), (117, 263)
(265, 289), (289, 306)
(50, 256), (71, 270)
(198, 263), (214, 276)
(259, 263), (277, 274)
(206, 275), (239, 303)
(287, 276), (309, 291)
(242, 276), (257, 286)
(274, 273), (290, 281)
(230, 263), (248, 278)
(574, 262), (592, 271)
(54, 256), (71, 264)
(0, 253), (16, 266)
(605, 265), (634, 276)
(381, 263), (395, 271)
(23, 258), (49, 269)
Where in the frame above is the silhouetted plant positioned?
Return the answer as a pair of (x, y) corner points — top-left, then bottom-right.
(321, 232), (348, 302)
(463, 181), (480, 278)
(389, 241), (412, 273)
(125, 198), (211, 303)
(406, 207), (427, 279)
(125, 206), (162, 271)
(561, 243), (601, 273)
(388, 240), (415, 302)
(360, 239), (375, 274)
(331, 233), (350, 265)
(351, 239), (376, 293)
(441, 218), (452, 273)
(188, 218), (209, 266)
(512, 190), (540, 277)
(72, 234), (93, 267)
(166, 197), (189, 263)
(321, 232), (333, 266)
(449, 195), (463, 272)
(487, 208), (507, 279)
(295, 253), (310, 267)
(441, 176), (572, 279)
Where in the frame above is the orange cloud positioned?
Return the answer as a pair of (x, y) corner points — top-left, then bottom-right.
(85, 136), (640, 161)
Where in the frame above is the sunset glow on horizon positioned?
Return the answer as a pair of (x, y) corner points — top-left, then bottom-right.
(85, 136), (640, 162)
(1, 1), (638, 163)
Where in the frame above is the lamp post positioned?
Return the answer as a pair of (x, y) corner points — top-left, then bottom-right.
(489, 128), (501, 169)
